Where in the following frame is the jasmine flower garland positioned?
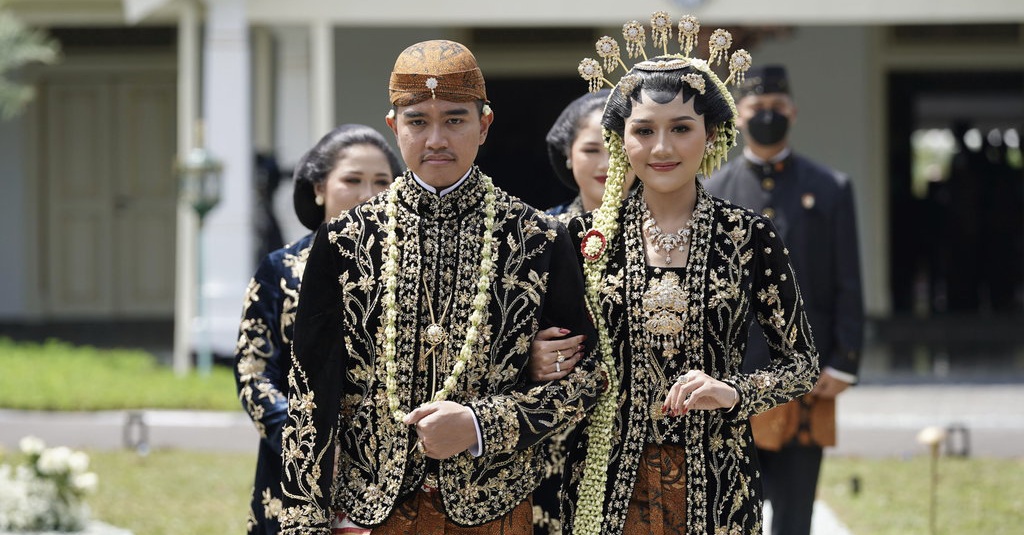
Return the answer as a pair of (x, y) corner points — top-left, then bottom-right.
(383, 173), (498, 423)
(574, 130), (628, 534)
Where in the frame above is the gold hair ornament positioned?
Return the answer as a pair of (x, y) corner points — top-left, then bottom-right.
(681, 73), (706, 94)
(651, 11), (673, 54)
(578, 15), (751, 96)
(677, 15), (700, 57)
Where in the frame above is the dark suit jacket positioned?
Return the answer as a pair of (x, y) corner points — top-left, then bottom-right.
(706, 152), (864, 377)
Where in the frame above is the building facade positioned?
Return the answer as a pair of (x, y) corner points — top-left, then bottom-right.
(2, 0), (1022, 374)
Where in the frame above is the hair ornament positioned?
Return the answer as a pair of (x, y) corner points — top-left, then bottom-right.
(725, 49), (753, 85)
(708, 29), (732, 66)
(622, 21), (647, 60)
(681, 73), (706, 94)
(618, 74), (641, 96)
(577, 13), (752, 96)
(651, 11), (673, 54)
(596, 36), (627, 73)
(578, 58), (611, 93)
(677, 15), (700, 57)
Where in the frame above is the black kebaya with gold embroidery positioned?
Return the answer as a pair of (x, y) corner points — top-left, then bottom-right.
(562, 184), (819, 535)
(235, 233), (313, 535)
(280, 169), (605, 534)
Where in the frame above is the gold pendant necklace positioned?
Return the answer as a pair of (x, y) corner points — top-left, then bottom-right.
(422, 273), (453, 348)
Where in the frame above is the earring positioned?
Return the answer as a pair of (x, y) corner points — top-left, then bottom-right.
(565, 158), (573, 170)
(705, 140), (714, 150)
(315, 194), (324, 206)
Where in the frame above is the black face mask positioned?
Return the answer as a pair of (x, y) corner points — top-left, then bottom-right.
(746, 109), (790, 146)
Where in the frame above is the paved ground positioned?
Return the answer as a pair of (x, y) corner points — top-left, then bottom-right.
(833, 383), (1024, 458)
(5, 384), (1020, 457)
(3, 382), (1021, 534)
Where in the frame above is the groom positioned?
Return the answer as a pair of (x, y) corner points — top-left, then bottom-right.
(279, 39), (604, 534)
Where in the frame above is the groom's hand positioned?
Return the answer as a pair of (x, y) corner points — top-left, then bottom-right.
(404, 401), (479, 459)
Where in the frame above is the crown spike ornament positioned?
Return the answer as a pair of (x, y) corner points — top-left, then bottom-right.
(578, 13), (752, 97)
(708, 28), (733, 66)
(622, 21), (648, 60)
(677, 15), (700, 57)
(651, 11), (673, 55)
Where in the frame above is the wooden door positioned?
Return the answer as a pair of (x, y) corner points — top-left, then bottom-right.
(40, 71), (177, 318)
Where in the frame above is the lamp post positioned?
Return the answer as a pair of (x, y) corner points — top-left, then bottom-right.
(176, 140), (223, 376)
(917, 425), (946, 535)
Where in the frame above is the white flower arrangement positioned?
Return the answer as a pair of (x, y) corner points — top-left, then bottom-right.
(0, 437), (98, 532)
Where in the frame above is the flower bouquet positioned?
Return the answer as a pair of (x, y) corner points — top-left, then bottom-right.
(0, 437), (98, 532)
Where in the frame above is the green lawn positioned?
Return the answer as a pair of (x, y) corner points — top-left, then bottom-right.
(820, 456), (1024, 534)
(76, 452), (1024, 535)
(0, 337), (240, 411)
(85, 449), (255, 535)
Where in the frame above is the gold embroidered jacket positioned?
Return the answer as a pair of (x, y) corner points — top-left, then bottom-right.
(234, 232), (312, 535)
(563, 184), (819, 535)
(280, 169), (605, 534)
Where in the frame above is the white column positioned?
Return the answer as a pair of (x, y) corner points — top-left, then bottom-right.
(173, 0), (200, 375)
(272, 26), (313, 243)
(310, 21), (335, 142)
(252, 26), (274, 154)
(200, 0), (253, 357)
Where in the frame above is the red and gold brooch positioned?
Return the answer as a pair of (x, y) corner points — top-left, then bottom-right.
(581, 228), (608, 261)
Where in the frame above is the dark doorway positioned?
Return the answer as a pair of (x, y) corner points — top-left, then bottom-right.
(887, 71), (1024, 316)
(476, 76), (591, 211)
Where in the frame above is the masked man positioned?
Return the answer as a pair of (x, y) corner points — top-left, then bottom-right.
(706, 64), (865, 535)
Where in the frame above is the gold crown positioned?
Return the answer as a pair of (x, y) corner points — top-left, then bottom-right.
(578, 12), (752, 95)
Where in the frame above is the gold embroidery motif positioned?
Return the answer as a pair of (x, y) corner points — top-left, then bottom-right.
(642, 270), (689, 346)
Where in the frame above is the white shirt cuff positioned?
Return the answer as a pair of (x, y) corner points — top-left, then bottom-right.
(824, 366), (857, 385)
(468, 410), (484, 457)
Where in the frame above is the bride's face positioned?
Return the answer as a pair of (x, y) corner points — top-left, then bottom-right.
(623, 90), (711, 196)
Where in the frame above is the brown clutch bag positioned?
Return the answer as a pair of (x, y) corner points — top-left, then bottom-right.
(749, 394), (835, 450)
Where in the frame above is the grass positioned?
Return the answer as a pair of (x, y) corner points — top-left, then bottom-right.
(73, 451), (1024, 535)
(82, 449), (254, 535)
(820, 456), (1024, 534)
(0, 337), (240, 411)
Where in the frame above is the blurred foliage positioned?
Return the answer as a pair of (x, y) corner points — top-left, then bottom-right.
(0, 10), (60, 119)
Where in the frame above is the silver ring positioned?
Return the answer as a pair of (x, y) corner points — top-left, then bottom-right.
(556, 361), (561, 373)
(675, 374), (689, 385)
(556, 349), (566, 363)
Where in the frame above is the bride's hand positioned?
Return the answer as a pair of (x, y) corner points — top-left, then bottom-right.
(528, 326), (585, 382)
(662, 370), (739, 417)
